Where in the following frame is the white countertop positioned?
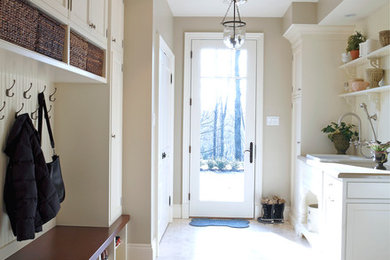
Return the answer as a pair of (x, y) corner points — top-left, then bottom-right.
(299, 156), (390, 179)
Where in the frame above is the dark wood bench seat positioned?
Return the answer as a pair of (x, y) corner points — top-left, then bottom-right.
(7, 215), (130, 260)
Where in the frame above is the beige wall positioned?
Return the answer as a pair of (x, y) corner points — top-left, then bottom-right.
(123, 0), (173, 246)
(173, 17), (292, 204)
(123, 0), (154, 244)
(317, 0), (343, 23)
(283, 2), (318, 33)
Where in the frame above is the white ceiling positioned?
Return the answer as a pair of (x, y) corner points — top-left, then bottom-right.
(167, 0), (318, 17)
(319, 0), (389, 25)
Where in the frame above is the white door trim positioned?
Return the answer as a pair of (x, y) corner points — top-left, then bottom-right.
(182, 32), (264, 219)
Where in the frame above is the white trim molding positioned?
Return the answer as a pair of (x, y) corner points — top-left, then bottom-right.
(173, 204), (182, 218)
(182, 32), (265, 219)
(127, 243), (154, 260)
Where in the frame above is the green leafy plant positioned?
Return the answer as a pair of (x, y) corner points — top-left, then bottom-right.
(366, 141), (390, 152)
(321, 122), (359, 142)
(346, 31), (366, 52)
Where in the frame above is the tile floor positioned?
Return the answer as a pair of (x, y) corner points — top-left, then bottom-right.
(157, 219), (320, 260)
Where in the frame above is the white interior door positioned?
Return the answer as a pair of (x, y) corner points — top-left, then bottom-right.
(109, 50), (123, 225)
(158, 37), (175, 242)
(189, 39), (257, 218)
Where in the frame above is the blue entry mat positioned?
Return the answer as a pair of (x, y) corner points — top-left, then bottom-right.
(189, 218), (250, 228)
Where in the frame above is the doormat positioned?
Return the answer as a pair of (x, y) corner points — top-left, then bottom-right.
(189, 218), (249, 228)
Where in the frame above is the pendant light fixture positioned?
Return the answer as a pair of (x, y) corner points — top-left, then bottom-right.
(221, 0), (247, 49)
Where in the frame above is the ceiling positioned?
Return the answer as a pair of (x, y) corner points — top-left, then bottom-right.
(167, 0), (318, 17)
(319, 0), (389, 25)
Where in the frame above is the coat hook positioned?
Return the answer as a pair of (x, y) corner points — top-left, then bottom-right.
(6, 79), (16, 97)
(49, 88), (57, 102)
(23, 83), (33, 99)
(15, 103), (24, 118)
(47, 105), (53, 119)
(40, 85), (47, 94)
(31, 107), (39, 120)
(0, 101), (5, 120)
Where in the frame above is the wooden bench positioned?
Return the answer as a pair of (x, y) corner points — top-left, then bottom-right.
(7, 215), (130, 260)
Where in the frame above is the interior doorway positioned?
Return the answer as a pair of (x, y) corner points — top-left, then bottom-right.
(157, 36), (175, 243)
(182, 33), (264, 219)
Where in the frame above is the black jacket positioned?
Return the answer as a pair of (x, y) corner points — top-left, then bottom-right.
(4, 114), (60, 241)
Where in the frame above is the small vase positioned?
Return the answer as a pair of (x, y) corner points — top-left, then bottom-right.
(332, 133), (350, 154)
(350, 50), (359, 60)
(373, 151), (388, 170)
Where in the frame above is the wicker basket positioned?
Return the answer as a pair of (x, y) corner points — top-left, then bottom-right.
(87, 42), (104, 76)
(0, 0), (39, 51)
(35, 13), (65, 61)
(70, 31), (88, 70)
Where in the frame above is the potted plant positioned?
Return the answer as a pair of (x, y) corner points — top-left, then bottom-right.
(346, 31), (366, 60)
(366, 141), (390, 170)
(321, 122), (359, 154)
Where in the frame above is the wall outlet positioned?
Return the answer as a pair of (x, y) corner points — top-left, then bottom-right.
(266, 116), (280, 126)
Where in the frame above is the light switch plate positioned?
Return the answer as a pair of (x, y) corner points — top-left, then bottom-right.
(266, 116), (280, 126)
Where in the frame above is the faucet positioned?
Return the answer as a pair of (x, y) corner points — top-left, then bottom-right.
(360, 103), (379, 143)
(337, 112), (371, 158)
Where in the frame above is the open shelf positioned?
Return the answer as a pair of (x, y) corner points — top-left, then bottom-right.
(339, 85), (390, 97)
(339, 45), (390, 69)
(0, 39), (106, 84)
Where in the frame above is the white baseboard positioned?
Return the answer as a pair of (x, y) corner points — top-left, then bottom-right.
(181, 203), (189, 219)
(127, 243), (154, 260)
(173, 204), (182, 218)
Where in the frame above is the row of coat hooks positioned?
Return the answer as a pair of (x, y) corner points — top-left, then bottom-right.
(0, 80), (57, 120)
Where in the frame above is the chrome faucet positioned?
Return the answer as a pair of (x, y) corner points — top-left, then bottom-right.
(360, 103), (379, 143)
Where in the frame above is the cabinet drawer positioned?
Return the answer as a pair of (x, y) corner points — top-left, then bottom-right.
(347, 182), (390, 199)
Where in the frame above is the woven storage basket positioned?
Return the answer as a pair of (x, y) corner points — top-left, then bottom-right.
(36, 13), (65, 61)
(87, 42), (104, 76)
(70, 31), (88, 70)
(0, 0), (39, 51)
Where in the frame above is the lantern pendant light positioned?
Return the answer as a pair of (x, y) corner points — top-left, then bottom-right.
(221, 0), (247, 49)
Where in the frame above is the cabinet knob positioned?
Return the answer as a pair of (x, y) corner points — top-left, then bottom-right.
(112, 38), (116, 42)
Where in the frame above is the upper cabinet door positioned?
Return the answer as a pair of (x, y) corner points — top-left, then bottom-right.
(30, 0), (69, 22)
(70, 0), (89, 29)
(110, 0), (124, 51)
(89, 0), (107, 40)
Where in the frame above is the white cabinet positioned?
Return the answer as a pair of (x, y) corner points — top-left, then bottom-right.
(109, 0), (124, 52)
(345, 203), (390, 260)
(69, 0), (107, 46)
(322, 174), (343, 260)
(109, 50), (123, 225)
(88, 0), (107, 40)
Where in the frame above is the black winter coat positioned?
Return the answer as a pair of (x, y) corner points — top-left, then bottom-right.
(4, 114), (60, 241)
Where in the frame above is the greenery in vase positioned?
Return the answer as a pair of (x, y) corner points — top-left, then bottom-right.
(321, 122), (359, 142)
(346, 31), (366, 52)
(366, 141), (390, 152)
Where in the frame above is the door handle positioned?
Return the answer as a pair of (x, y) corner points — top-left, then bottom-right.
(244, 142), (254, 163)
(162, 152), (167, 159)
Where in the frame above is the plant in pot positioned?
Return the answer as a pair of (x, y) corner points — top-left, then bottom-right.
(366, 141), (390, 170)
(321, 122), (359, 154)
(346, 31), (366, 60)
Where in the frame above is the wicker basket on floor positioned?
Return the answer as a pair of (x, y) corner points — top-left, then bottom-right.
(87, 42), (104, 76)
(35, 13), (65, 61)
(0, 0), (39, 51)
(70, 31), (88, 70)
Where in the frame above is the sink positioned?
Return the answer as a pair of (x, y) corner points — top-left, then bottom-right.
(306, 154), (372, 163)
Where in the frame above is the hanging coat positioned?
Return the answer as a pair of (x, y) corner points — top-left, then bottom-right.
(4, 114), (60, 241)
